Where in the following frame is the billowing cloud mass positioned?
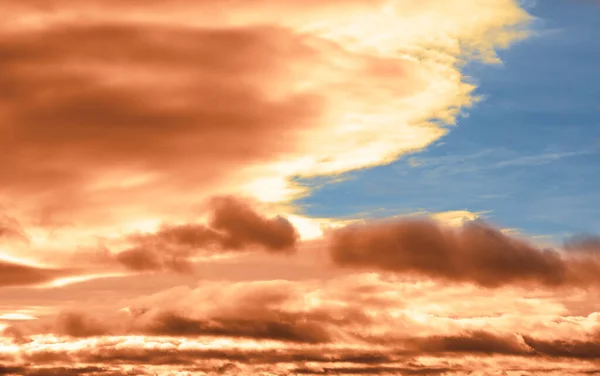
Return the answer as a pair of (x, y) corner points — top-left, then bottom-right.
(113, 196), (298, 273)
(3, 0), (599, 375)
(109, 214), (600, 286)
(4, 275), (600, 375)
(0, 0), (530, 232)
(328, 219), (600, 287)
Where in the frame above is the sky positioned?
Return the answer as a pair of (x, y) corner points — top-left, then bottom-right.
(0, 1), (600, 375)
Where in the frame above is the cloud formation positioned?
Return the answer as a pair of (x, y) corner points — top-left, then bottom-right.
(145, 312), (331, 344)
(3, 273), (600, 374)
(0, 22), (323, 225)
(564, 234), (600, 254)
(0, 216), (27, 243)
(0, 260), (72, 288)
(327, 219), (600, 287)
(0, 0), (530, 237)
(114, 196), (298, 272)
(5, 1), (596, 375)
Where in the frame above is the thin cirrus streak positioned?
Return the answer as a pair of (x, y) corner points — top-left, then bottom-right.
(1, 0), (599, 375)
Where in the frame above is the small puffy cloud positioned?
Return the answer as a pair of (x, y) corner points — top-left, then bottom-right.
(114, 196), (298, 273)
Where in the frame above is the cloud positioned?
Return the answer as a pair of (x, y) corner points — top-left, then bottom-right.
(564, 234), (600, 254)
(1, 277), (370, 341)
(410, 330), (530, 355)
(327, 218), (600, 287)
(522, 334), (600, 359)
(0, 260), (74, 288)
(6, 209), (600, 289)
(208, 196), (299, 252)
(53, 312), (112, 338)
(0, 0), (531, 245)
(4, 309), (334, 345)
(288, 366), (453, 375)
(0, 215), (27, 243)
(0, 366), (110, 376)
(5, 329), (600, 373)
(4, 274), (600, 374)
(0, 22), (324, 224)
(144, 312), (331, 344)
(4, 1), (588, 374)
(114, 196), (298, 272)
(0, 272), (586, 344)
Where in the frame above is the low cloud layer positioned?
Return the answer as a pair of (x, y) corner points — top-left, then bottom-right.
(5, 209), (600, 289)
(3, 275), (600, 374)
(328, 219), (600, 287)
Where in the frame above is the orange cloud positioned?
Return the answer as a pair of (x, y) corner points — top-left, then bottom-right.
(327, 218), (600, 288)
(0, 23), (324, 225)
(144, 312), (331, 344)
(0, 260), (74, 288)
(3, 273), (600, 374)
(0, 0), (531, 249)
(5, 1), (597, 375)
(113, 196), (298, 272)
(0, 215), (27, 243)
